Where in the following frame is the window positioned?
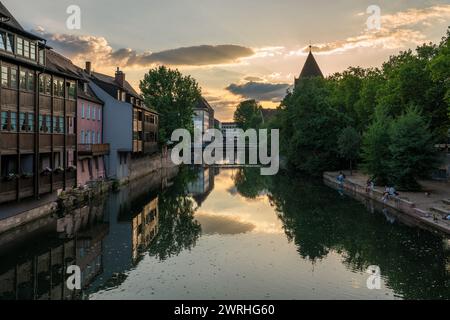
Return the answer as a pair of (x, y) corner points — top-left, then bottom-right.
(10, 68), (17, 88)
(19, 71), (27, 90)
(6, 34), (13, 53)
(45, 116), (51, 133)
(87, 131), (91, 144)
(39, 114), (49, 132)
(30, 42), (36, 60)
(28, 113), (34, 132)
(59, 117), (64, 133)
(16, 37), (23, 56)
(98, 132), (101, 144)
(19, 69), (34, 91)
(38, 48), (45, 65)
(92, 130), (96, 144)
(53, 116), (59, 133)
(0, 32), (14, 53)
(1, 111), (8, 131)
(81, 103), (85, 119)
(10, 112), (17, 131)
(92, 107), (96, 120)
(45, 76), (51, 95)
(23, 40), (30, 58)
(121, 92), (126, 102)
(27, 72), (34, 91)
(98, 108), (101, 121)
(68, 81), (76, 99)
(87, 105), (90, 120)
(20, 112), (26, 131)
(1, 66), (7, 86)
(0, 32), (5, 51)
(80, 130), (84, 144)
(53, 79), (64, 97)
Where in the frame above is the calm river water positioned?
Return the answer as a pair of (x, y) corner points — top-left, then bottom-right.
(0, 167), (449, 300)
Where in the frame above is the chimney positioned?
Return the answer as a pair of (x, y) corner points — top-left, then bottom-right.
(85, 61), (92, 75)
(115, 67), (125, 87)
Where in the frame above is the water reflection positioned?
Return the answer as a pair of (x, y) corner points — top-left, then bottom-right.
(0, 166), (449, 300)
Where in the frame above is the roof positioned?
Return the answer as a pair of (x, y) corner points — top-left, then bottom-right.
(78, 82), (104, 105)
(196, 97), (214, 113)
(260, 108), (278, 123)
(298, 49), (324, 79)
(0, 2), (44, 41)
(0, 2), (23, 31)
(91, 71), (141, 98)
(45, 49), (82, 80)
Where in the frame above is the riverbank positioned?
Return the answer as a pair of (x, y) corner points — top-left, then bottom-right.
(0, 152), (177, 235)
(324, 171), (450, 235)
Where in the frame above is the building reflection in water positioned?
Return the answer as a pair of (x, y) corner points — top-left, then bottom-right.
(0, 171), (167, 300)
(188, 166), (218, 206)
(0, 199), (107, 300)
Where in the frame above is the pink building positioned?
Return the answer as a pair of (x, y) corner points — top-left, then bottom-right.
(77, 79), (109, 187)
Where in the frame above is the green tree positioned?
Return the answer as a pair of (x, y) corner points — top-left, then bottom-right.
(361, 115), (392, 184)
(140, 66), (201, 144)
(388, 108), (439, 190)
(233, 99), (263, 130)
(337, 127), (361, 175)
(280, 77), (344, 176)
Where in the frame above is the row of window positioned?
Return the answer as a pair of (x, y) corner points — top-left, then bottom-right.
(80, 130), (102, 145)
(0, 31), (43, 63)
(81, 103), (101, 121)
(1, 65), (34, 91)
(1, 65), (76, 98)
(133, 131), (157, 142)
(134, 110), (157, 124)
(39, 75), (76, 99)
(1, 111), (69, 133)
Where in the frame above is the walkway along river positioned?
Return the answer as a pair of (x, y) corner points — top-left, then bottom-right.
(0, 167), (449, 300)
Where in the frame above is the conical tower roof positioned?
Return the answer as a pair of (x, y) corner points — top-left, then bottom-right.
(298, 46), (324, 79)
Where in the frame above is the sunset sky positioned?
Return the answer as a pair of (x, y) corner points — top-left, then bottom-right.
(5, 0), (450, 121)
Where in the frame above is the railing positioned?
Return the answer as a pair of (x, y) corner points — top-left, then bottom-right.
(78, 144), (110, 156)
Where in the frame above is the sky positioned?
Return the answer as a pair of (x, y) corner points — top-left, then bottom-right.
(4, 0), (450, 121)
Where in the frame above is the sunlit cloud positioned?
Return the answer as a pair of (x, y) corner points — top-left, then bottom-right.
(289, 4), (450, 56)
(37, 28), (255, 69)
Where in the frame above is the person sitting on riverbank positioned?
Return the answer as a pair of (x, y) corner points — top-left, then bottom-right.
(337, 172), (346, 186)
(382, 185), (400, 202)
(366, 179), (375, 193)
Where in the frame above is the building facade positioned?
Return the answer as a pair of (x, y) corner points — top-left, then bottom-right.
(77, 77), (108, 187)
(0, 4), (78, 205)
(86, 65), (159, 182)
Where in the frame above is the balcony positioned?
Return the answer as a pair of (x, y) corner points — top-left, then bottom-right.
(78, 144), (110, 157)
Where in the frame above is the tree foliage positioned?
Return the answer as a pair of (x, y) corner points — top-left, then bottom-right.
(140, 66), (201, 144)
(233, 99), (263, 130)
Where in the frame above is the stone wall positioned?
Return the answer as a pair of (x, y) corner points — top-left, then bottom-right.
(129, 150), (176, 182)
(323, 172), (449, 235)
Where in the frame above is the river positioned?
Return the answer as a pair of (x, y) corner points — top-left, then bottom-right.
(0, 167), (448, 300)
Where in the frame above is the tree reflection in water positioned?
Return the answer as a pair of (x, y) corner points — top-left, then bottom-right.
(235, 167), (450, 300)
(149, 167), (202, 261)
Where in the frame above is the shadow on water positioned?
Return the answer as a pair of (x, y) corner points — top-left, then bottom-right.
(0, 166), (448, 300)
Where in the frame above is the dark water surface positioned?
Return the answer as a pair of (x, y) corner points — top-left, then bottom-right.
(0, 167), (449, 300)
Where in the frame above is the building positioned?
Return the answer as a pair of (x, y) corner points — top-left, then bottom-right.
(84, 64), (159, 182)
(76, 68), (109, 187)
(294, 46), (324, 88)
(193, 97), (215, 136)
(0, 3), (78, 205)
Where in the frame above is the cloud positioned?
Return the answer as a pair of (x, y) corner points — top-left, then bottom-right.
(226, 81), (292, 102)
(36, 28), (254, 68)
(195, 213), (256, 235)
(289, 4), (450, 56)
